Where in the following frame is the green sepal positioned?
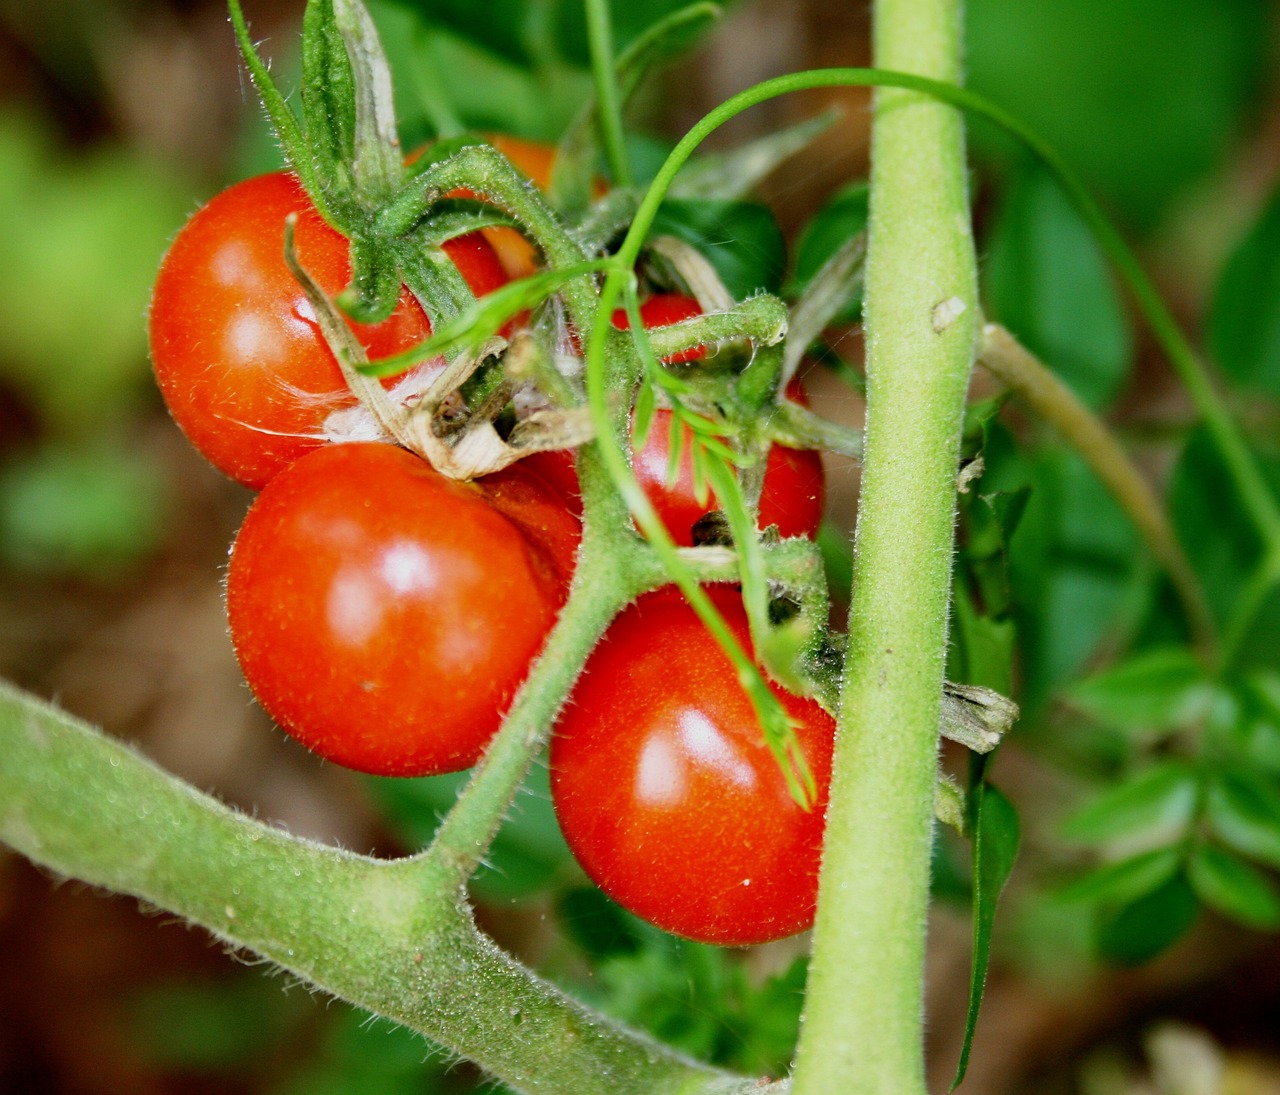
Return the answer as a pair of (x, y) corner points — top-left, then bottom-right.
(333, 0), (403, 202)
(336, 234), (404, 325)
(226, 0), (319, 206)
(301, 0), (358, 199)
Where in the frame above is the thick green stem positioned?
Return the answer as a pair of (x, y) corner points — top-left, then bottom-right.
(0, 678), (769, 1095)
(792, 0), (977, 1090)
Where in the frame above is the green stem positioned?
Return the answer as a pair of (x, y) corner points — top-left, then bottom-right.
(792, 0), (977, 1089)
(979, 323), (1218, 661)
(0, 679), (764, 1095)
(585, 0), (633, 186)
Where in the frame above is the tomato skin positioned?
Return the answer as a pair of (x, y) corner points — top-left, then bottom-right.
(226, 441), (578, 777)
(550, 586), (834, 946)
(149, 172), (508, 490)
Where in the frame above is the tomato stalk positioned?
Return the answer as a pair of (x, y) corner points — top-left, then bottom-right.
(792, 0), (977, 1089)
(0, 682), (764, 1095)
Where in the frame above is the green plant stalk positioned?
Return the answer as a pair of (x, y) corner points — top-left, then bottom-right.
(792, 0), (977, 1088)
(0, 552), (778, 1095)
(979, 323), (1218, 660)
(585, 0), (633, 186)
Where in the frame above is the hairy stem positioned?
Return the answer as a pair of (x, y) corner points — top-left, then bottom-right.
(979, 323), (1218, 660)
(792, 0), (977, 1089)
(0, 679), (776, 1095)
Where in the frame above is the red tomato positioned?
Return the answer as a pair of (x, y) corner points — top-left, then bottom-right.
(149, 172), (508, 490)
(550, 586), (834, 945)
(225, 441), (579, 777)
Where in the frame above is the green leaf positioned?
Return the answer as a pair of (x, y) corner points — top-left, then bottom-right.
(1094, 872), (1198, 966)
(649, 199), (787, 299)
(952, 778), (1020, 1089)
(1002, 446), (1148, 713)
(1171, 429), (1280, 669)
(982, 163), (1131, 409)
(1059, 761), (1198, 846)
(1056, 846), (1180, 905)
(1209, 181), (1280, 398)
(0, 442), (168, 579)
(966, 0), (1270, 230)
(1188, 844), (1280, 930)
(1066, 648), (1217, 733)
(1206, 771), (1280, 871)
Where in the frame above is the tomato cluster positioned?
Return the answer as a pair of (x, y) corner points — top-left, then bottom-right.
(151, 163), (833, 944)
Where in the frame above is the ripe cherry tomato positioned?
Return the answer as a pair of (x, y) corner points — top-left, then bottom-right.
(551, 585), (834, 945)
(226, 441), (579, 777)
(149, 171), (509, 490)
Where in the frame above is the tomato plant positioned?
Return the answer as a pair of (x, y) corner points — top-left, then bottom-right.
(148, 171), (508, 490)
(225, 441), (578, 776)
(551, 586), (834, 946)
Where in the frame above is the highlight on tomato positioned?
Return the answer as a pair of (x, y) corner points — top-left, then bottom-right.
(226, 441), (579, 777)
(550, 585), (835, 946)
(149, 171), (509, 490)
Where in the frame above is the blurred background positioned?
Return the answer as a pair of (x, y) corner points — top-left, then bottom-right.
(1, 0), (1279, 1091)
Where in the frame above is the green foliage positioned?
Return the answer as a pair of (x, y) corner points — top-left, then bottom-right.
(966, 0), (1270, 230)
(556, 889), (805, 1077)
(0, 111), (192, 432)
(0, 441), (168, 578)
(1170, 429), (1280, 665)
(982, 163), (1132, 409)
(1209, 181), (1280, 399)
(649, 198), (788, 298)
(952, 776), (1019, 1089)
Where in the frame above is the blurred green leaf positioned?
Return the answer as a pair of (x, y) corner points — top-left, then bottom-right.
(366, 763), (572, 902)
(270, 1006), (455, 1095)
(0, 111), (193, 433)
(576, 934), (805, 1077)
(1233, 672), (1280, 773)
(1208, 181), (1280, 398)
(375, 0), (717, 72)
(1057, 846), (1180, 906)
(672, 110), (838, 203)
(982, 163), (1132, 409)
(649, 199), (787, 299)
(369, 2), (592, 143)
(966, 0), (1270, 230)
(1187, 843), (1280, 930)
(1060, 761), (1198, 846)
(1066, 649), (1217, 733)
(1003, 447), (1148, 712)
(1094, 872), (1198, 965)
(1171, 429), (1280, 670)
(1206, 770), (1280, 872)
(0, 441), (168, 578)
